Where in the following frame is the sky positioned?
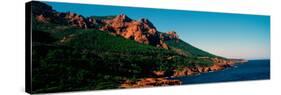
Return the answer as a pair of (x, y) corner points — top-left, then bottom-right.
(45, 1), (270, 60)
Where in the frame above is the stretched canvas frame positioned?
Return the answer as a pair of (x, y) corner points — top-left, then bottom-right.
(26, 1), (270, 94)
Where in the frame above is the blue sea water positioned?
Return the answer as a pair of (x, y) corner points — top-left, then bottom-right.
(171, 60), (270, 84)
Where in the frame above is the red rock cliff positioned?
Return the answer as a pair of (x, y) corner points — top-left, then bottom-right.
(99, 14), (168, 49)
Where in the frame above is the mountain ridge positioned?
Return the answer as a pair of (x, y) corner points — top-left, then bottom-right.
(32, 1), (219, 58)
(28, 1), (246, 93)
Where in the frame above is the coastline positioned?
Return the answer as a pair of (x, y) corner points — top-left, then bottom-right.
(120, 58), (247, 88)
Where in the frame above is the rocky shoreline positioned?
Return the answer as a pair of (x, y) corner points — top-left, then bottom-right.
(120, 58), (247, 88)
(120, 78), (181, 88)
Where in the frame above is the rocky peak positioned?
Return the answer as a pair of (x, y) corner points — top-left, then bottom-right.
(112, 14), (132, 22)
(160, 31), (179, 42)
(65, 12), (87, 28)
(31, 2), (88, 29)
(139, 18), (156, 29)
(31, 2), (169, 49)
(31, 1), (53, 16)
(166, 31), (179, 40)
(99, 14), (168, 49)
(31, 1), (54, 23)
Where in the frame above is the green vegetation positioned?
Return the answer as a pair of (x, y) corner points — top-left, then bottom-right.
(30, 20), (174, 93)
(166, 39), (217, 57)
(31, 17), (219, 93)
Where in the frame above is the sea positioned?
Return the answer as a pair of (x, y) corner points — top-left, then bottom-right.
(170, 60), (270, 84)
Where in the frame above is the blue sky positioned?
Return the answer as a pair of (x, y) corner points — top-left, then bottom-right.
(45, 1), (270, 60)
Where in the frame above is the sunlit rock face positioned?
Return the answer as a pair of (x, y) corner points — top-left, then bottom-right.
(99, 14), (168, 49)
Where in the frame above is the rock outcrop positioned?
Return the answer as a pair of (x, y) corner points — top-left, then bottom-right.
(172, 58), (242, 77)
(120, 78), (181, 88)
(160, 31), (179, 41)
(121, 57), (242, 88)
(100, 14), (168, 49)
(32, 1), (174, 49)
(32, 1), (88, 29)
(32, 1), (55, 23)
(62, 12), (88, 29)
(35, 14), (48, 23)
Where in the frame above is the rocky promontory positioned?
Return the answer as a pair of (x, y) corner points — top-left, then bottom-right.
(120, 58), (247, 88)
(120, 78), (181, 88)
